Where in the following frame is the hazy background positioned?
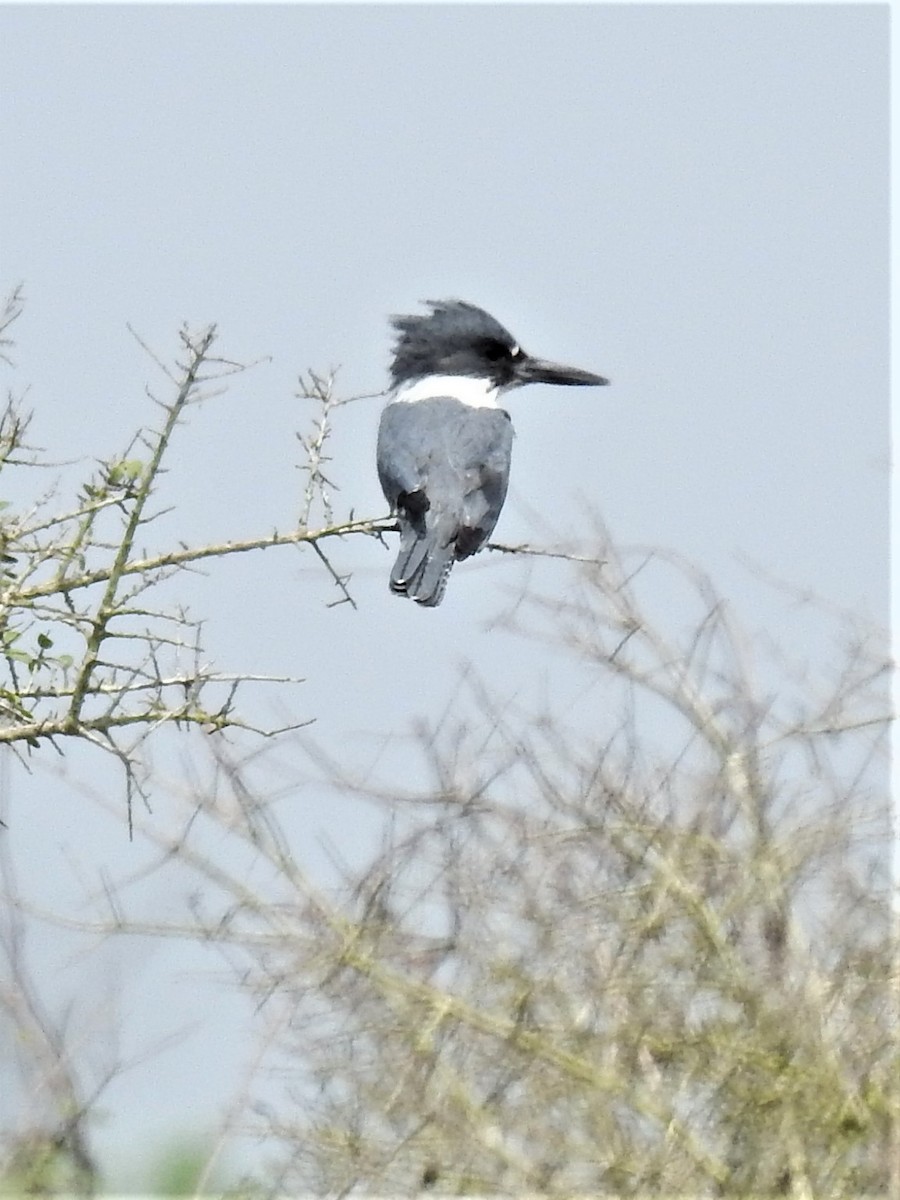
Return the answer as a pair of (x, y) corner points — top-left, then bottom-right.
(0, 3), (889, 1186)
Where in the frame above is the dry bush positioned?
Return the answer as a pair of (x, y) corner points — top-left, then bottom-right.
(54, 525), (892, 1196)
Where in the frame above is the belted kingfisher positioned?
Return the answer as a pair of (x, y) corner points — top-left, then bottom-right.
(377, 299), (608, 606)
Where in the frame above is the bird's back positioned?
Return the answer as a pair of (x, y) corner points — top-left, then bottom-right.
(377, 395), (514, 605)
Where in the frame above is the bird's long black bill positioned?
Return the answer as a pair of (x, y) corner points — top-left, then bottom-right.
(518, 357), (609, 387)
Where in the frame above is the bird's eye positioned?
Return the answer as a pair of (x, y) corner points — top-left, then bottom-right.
(482, 339), (511, 361)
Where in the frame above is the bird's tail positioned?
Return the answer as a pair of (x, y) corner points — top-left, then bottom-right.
(390, 515), (455, 607)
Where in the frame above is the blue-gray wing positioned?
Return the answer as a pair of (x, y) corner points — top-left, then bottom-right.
(377, 397), (513, 552)
(452, 409), (515, 559)
(377, 398), (514, 604)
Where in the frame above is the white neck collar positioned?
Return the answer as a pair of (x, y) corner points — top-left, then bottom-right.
(392, 374), (502, 410)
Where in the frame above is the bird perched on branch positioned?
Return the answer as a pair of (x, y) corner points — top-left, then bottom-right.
(377, 299), (608, 606)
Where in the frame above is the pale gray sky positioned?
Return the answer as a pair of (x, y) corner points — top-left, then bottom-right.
(0, 3), (889, 1185)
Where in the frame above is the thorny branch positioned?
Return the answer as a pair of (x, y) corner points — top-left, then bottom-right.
(0, 310), (393, 820)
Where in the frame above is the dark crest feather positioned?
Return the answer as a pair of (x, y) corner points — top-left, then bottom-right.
(389, 299), (518, 387)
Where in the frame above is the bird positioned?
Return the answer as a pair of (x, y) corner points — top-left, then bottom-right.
(376, 299), (609, 606)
